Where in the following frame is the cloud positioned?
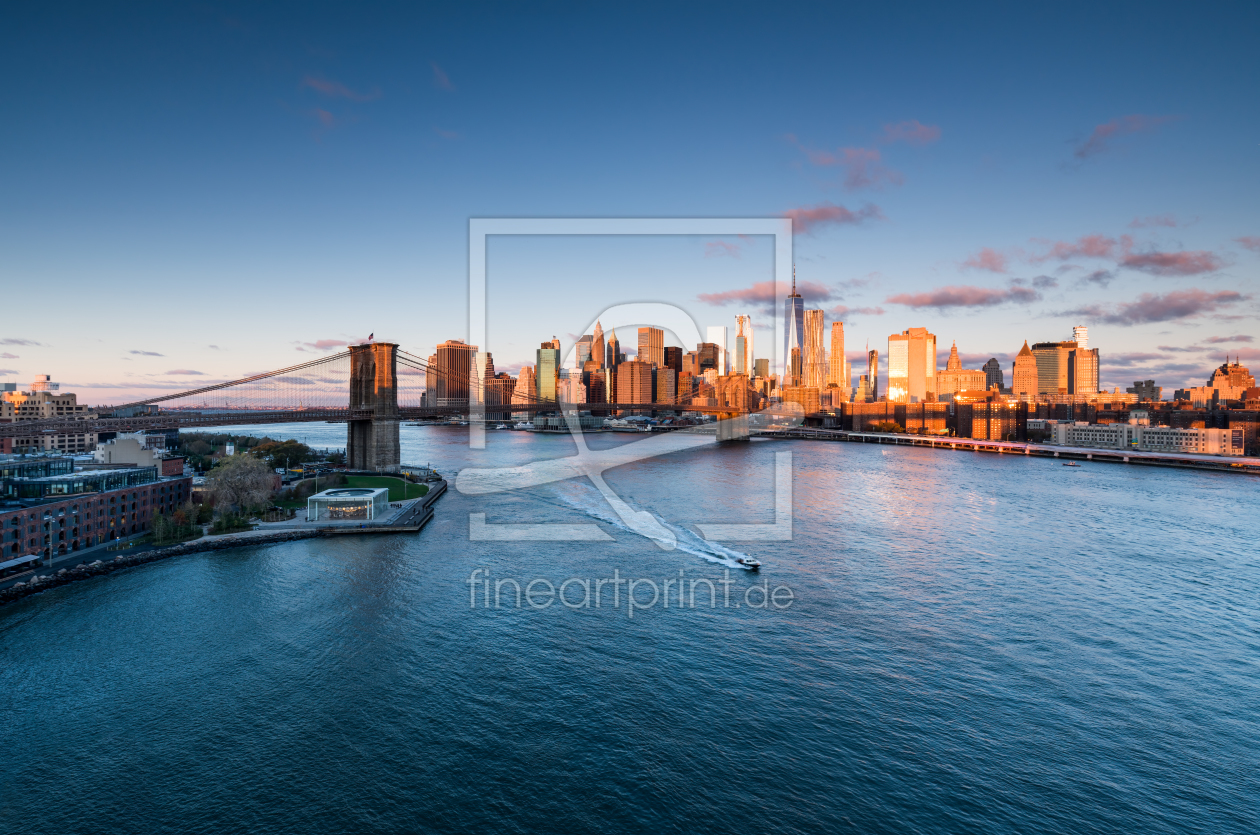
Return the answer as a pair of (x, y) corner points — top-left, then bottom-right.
(880, 120), (941, 145)
(962, 247), (1009, 273)
(1203, 334), (1254, 344)
(208, 345), (220, 350)
(312, 108), (336, 128)
(886, 283), (1040, 309)
(166, 369), (206, 376)
(704, 241), (741, 259)
(828, 304), (886, 318)
(129, 350), (164, 357)
(1078, 269), (1115, 288)
(1030, 275), (1058, 289)
(302, 75), (381, 102)
(1156, 344), (1209, 353)
(1119, 250), (1222, 276)
(699, 279), (833, 307)
(1072, 289), (1247, 326)
(783, 202), (883, 234)
(0, 368), (17, 376)
(1129, 214), (1179, 228)
(434, 127), (460, 139)
(807, 146), (903, 190)
(1073, 114), (1177, 159)
(1237, 236), (1260, 253)
(1032, 234), (1126, 262)
(0, 352), (17, 359)
(0, 338), (41, 346)
(432, 62), (453, 91)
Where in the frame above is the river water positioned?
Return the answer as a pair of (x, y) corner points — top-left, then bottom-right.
(2, 423), (1257, 834)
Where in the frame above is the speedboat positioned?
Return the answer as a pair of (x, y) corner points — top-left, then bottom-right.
(1063, 461), (1081, 467)
(736, 557), (761, 570)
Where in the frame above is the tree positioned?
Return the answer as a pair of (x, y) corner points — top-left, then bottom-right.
(206, 454), (275, 512)
(252, 439), (315, 471)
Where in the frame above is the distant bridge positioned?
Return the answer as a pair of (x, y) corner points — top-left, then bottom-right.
(1, 343), (759, 469)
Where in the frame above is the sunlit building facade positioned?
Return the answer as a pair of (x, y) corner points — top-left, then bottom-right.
(887, 327), (937, 403)
(638, 327), (664, 368)
(803, 310), (826, 390)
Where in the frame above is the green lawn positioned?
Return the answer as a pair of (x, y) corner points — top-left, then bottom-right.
(345, 476), (429, 501)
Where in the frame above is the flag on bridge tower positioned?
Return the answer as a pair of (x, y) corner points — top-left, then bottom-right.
(368, 333), (374, 342)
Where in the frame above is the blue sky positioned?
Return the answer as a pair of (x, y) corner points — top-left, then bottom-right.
(2, 1), (1257, 401)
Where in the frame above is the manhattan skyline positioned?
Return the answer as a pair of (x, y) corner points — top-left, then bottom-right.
(1, 3), (1257, 401)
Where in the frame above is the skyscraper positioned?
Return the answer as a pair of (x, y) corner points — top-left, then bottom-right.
(1012, 341), (1037, 400)
(734, 314), (754, 377)
(1031, 341), (1073, 394)
(886, 327), (937, 403)
(1070, 326), (1099, 395)
(663, 346), (683, 374)
(638, 327), (664, 368)
(606, 329), (623, 368)
(615, 360), (653, 413)
(828, 321), (845, 389)
(935, 342), (987, 397)
(753, 358), (769, 379)
(803, 309), (826, 389)
(866, 348), (879, 401)
(784, 267), (804, 384)
(591, 321), (606, 370)
(512, 365), (535, 418)
(983, 358), (1004, 391)
(435, 339), (477, 406)
(575, 335), (593, 367)
(706, 325), (728, 375)
(536, 339), (561, 403)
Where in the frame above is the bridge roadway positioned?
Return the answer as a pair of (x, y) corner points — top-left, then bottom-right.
(0, 404), (757, 440)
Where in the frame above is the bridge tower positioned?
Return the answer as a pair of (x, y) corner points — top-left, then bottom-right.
(347, 342), (401, 473)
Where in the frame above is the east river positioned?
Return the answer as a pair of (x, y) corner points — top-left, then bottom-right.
(2, 424), (1257, 834)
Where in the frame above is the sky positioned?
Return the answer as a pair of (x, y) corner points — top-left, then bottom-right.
(2, 1), (1258, 403)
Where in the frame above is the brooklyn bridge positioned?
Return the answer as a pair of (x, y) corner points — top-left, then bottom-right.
(0, 343), (763, 471)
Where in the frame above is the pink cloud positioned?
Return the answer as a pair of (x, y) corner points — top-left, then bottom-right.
(166, 369), (206, 376)
(0, 352), (17, 359)
(295, 339), (349, 353)
(886, 283), (1039, 309)
(0, 368), (17, 376)
(302, 75), (381, 102)
(1032, 234), (1128, 262)
(1203, 334), (1254, 344)
(1119, 250), (1222, 276)
(1074, 114), (1178, 159)
(699, 280), (833, 306)
(962, 247), (1009, 273)
(783, 202), (883, 234)
(1070, 289), (1246, 326)
(881, 120), (941, 145)
(312, 108), (336, 128)
(432, 62), (454, 91)
(1129, 214), (1179, 228)
(1237, 236), (1260, 253)
(828, 304), (885, 318)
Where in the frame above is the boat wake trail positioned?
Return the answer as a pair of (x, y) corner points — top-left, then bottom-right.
(548, 481), (758, 570)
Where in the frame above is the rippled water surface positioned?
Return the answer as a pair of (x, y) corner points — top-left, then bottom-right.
(2, 424), (1258, 834)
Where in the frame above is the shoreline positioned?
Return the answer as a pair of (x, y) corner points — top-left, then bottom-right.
(0, 480), (448, 608)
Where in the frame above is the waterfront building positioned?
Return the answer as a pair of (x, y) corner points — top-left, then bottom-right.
(1050, 422), (1243, 456)
(784, 268), (804, 384)
(655, 367), (677, 404)
(936, 342), (988, 400)
(734, 315), (754, 377)
(1072, 326), (1100, 395)
(1012, 342), (1038, 400)
(706, 326), (729, 375)
(512, 365), (536, 418)
(983, 358), (1004, 391)
(828, 322), (845, 389)
(1, 459), (192, 563)
(887, 327), (937, 403)
(307, 486), (390, 521)
(803, 310), (826, 390)
(781, 386), (821, 416)
(638, 327), (664, 368)
(486, 373), (516, 407)
(536, 340), (561, 404)
(94, 434), (186, 477)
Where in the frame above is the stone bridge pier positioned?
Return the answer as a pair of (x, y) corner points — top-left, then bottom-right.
(347, 342), (400, 472)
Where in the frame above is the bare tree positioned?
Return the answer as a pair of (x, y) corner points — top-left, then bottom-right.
(206, 454), (274, 512)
